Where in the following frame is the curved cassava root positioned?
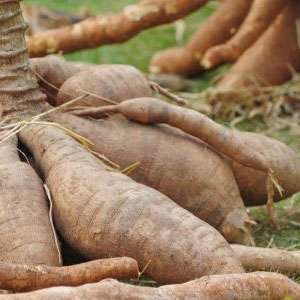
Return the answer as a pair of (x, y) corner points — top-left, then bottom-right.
(19, 123), (244, 284)
(232, 245), (300, 275)
(217, 0), (300, 89)
(150, 0), (251, 76)
(0, 272), (299, 300)
(89, 98), (300, 206)
(32, 56), (254, 244)
(201, 0), (286, 69)
(0, 257), (138, 292)
(27, 0), (209, 57)
(56, 65), (152, 107)
(0, 137), (60, 266)
(53, 112), (254, 245)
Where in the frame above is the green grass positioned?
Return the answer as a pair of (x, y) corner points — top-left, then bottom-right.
(25, 0), (300, 273)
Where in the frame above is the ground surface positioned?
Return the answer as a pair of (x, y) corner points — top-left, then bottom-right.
(25, 0), (300, 278)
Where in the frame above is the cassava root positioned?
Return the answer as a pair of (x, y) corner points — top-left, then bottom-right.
(0, 257), (138, 292)
(217, 0), (300, 89)
(53, 112), (255, 245)
(88, 97), (300, 206)
(19, 123), (244, 283)
(150, 0), (251, 76)
(0, 272), (299, 300)
(232, 244), (300, 275)
(27, 0), (209, 57)
(201, 0), (286, 69)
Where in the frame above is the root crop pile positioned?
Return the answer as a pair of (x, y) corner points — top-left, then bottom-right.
(0, 1), (300, 299)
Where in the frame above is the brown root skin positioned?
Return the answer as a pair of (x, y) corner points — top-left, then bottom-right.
(150, 0), (252, 76)
(57, 65), (152, 107)
(19, 123), (244, 284)
(150, 47), (199, 76)
(232, 245), (300, 275)
(0, 137), (60, 266)
(27, 0), (209, 57)
(30, 55), (92, 104)
(0, 272), (299, 300)
(97, 98), (300, 204)
(53, 112), (254, 246)
(0, 257), (138, 292)
(217, 0), (300, 89)
(202, 0), (287, 69)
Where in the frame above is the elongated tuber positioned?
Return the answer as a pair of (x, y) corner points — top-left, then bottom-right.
(232, 244), (300, 275)
(0, 257), (138, 292)
(92, 98), (300, 205)
(0, 136), (60, 266)
(56, 65), (152, 107)
(0, 272), (299, 300)
(217, 0), (300, 89)
(27, 0), (209, 57)
(202, 0), (286, 69)
(53, 112), (254, 245)
(150, 0), (252, 76)
(19, 124), (244, 284)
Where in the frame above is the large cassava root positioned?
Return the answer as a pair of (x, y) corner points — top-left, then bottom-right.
(31, 56), (153, 108)
(27, 0), (209, 57)
(19, 124), (244, 283)
(0, 257), (138, 292)
(90, 98), (300, 206)
(0, 136), (60, 266)
(150, 0), (252, 76)
(31, 56), (255, 245)
(217, 0), (300, 89)
(0, 273), (299, 300)
(56, 65), (152, 107)
(53, 113), (254, 245)
(201, 0), (286, 69)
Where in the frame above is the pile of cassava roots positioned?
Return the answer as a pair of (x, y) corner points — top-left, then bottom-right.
(0, 0), (300, 299)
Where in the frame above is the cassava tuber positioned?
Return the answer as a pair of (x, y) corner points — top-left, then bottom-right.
(150, 0), (252, 76)
(0, 272), (299, 300)
(89, 97), (300, 206)
(201, 0), (286, 69)
(19, 123), (244, 284)
(27, 0), (209, 57)
(217, 0), (300, 89)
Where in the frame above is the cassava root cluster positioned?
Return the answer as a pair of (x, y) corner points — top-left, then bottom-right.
(0, 0), (300, 299)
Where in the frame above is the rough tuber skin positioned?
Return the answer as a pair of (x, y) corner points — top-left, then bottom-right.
(57, 65), (152, 107)
(217, 0), (300, 89)
(0, 257), (138, 292)
(150, 0), (252, 76)
(30, 55), (92, 104)
(0, 272), (299, 300)
(201, 0), (286, 69)
(54, 113), (254, 245)
(0, 137), (60, 266)
(27, 0), (209, 57)
(232, 244), (300, 275)
(93, 98), (300, 206)
(19, 123), (244, 284)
